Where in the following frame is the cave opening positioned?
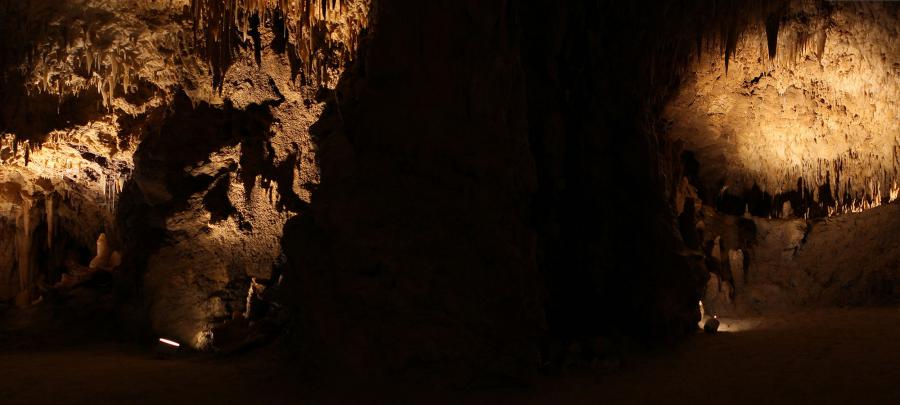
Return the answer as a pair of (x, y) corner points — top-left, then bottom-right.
(0, 0), (898, 402)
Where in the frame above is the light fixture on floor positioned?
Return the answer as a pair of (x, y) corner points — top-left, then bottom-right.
(159, 338), (180, 347)
(156, 338), (181, 357)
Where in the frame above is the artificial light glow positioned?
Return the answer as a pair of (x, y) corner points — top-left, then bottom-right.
(159, 338), (180, 347)
(713, 316), (763, 333)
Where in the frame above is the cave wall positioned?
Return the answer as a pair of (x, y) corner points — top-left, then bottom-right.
(0, 218), (14, 299)
(10, 0), (889, 385)
(659, 1), (900, 319)
(665, 1), (900, 216)
(117, 23), (327, 347)
(0, 137), (124, 308)
(700, 202), (900, 316)
(0, 0), (354, 341)
(519, 1), (709, 346)
(281, 0), (543, 380)
(278, 0), (718, 380)
(0, 0), (715, 378)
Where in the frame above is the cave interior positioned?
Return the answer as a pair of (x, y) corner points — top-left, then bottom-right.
(0, 0), (899, 402)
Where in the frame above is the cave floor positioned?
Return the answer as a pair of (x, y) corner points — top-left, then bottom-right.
(2, 307), (900, 404)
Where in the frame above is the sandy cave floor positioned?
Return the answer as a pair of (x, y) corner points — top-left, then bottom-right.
(2, 308), (900, 404)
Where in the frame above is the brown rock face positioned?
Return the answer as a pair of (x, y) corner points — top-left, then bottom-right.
(9, 0), (895, 386)
(0, 0), (355, 342)
(0, 0), (715, 380)
(665, 2), (900, 217)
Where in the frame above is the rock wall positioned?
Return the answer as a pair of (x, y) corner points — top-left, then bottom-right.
(278, 0), (718, 381)
(665, 1), (900, 217)
(519, 1), (709, 347)
(11, 0), (887, 385)
(0, 0), (716, 378)
(117, 25), (326, 346)
(0, 121), (129, 306)
(698, 202), (900, 316)
(281, 0), (542, 380)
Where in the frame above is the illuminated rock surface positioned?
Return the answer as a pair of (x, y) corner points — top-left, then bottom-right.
(0, 0), (363, 343)
(666, 2), (900, 216)
(0, 0), (897, 392)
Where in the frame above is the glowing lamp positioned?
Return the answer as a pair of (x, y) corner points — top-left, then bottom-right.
(159, 338), (180, 347)
(156, 337), (181, 357)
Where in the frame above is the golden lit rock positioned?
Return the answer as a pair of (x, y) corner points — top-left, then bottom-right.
(665, 1), (899, 216)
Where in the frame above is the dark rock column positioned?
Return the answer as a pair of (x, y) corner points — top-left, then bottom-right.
(282, 0), (542, 382)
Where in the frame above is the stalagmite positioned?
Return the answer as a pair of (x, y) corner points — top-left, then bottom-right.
(109, 251), (122, 268)
(46, 195), (54, 249)
(729, 249), (745, 287)
(891, 181), (899, 203)
(14, 193), (35, 307)
(711, 236), (722, 261)
(89, 233), (112, 269)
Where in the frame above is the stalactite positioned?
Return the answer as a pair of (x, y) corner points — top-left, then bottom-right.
(814, 27), (826, 60)
(765, 13), (780, 60)
(190, 0), (369, 88)
(729, 148), (900, 218)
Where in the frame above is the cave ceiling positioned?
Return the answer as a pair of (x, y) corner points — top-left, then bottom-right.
(0, 0), (370, 224)
(665, 1), (900, 216)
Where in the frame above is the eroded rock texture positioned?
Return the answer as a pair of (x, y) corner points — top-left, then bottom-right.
(0, 0), (727, 381)
(699, 202), (900, 316)
(0, 0), (364, 342)
(666, 1), (900, 217)
(2, 0), (894, 387)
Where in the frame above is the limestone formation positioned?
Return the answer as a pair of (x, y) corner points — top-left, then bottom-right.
(0, 0), (897, 387)
(665, 2), (900, 217)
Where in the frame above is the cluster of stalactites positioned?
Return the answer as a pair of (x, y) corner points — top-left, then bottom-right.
(191, 0), (369, 88)
(1, 128), (130, 214)
(25, 34), (137, 110)
(686, 0), (834, 74)
(1, 131), (81, 167)
(739, 148), (900, 219)
(102, 173), (126, 214)
(16, 0), (369, 113)
(19, 3), (194, 112)
(758, 0), (829, 64)
(645, 0), (811, 107)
